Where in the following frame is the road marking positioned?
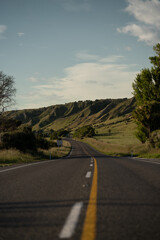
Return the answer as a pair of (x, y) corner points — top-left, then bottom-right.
(81, 158), (98, 240)
(86, 171), (92, 178)
(0, 159), (58, 173)
(0, 143), (73, 174)
(90, 164), (93, 167)
(130, 158), (160, 165)
(59, 202), (83, 239)
(65, 147), (73, 159)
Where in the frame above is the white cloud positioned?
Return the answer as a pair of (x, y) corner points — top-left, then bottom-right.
(27, 62), (137, 106)
(76, 51), (99, 61)
(76, 52), (124, 63)
(118, 0), (160, 45)
(117, 23), (159, 45)
(0, 25), (7, 39)
(17, 86), (64, 109)
(126, 0), (160, 28)
(57, 62), (137, 101)
(125, 46), (132, 51)
(99, 55), (124, 63)
(17, 32), (25, 37)
(34, 72), (40, 75)
(19, 53), (138, 109)
(0, 25), (6, 33)
(29, 77), (39, 83)
(33, 84), (57, 89)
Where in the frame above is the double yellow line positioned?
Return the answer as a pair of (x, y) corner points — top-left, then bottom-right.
(81, 157), (98, 240)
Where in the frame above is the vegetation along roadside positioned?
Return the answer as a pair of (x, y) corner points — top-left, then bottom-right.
(0, 44), (160, 162)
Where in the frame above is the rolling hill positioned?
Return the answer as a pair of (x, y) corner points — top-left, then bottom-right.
(4, 97), (136, 131)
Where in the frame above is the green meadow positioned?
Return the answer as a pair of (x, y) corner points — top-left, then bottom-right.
(82, 117), (160, 158)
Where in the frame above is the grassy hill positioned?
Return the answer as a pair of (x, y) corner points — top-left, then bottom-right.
(3, 97), (160, 158)
(4, 97), (136, 131)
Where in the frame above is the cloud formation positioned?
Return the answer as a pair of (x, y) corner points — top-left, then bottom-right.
(17, 32), (25, 37)
(99, 55), (124, 63)
(76, 51), (99, 61)
(117, 0), (160, 45)
(56, 62), (136, 101)
(0, 25), (7, 39)
(29, 77), (39, 83)
(126, 0), (160, 27)
(20, 54), (137, 108)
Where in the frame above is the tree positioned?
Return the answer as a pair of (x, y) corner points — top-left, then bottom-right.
(73, 125), (95, 138)
(132, 43), (160, 143)
(0, 71), (16, 115)
(0, 117), (21, 132)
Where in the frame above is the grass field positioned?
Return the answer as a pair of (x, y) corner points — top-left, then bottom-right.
(39, 140), (71, 159)
(82, 117), (160, 158)
(0, 140), (71, 167)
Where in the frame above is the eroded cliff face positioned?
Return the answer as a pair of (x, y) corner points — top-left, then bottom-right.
(4, 97), (135, 131)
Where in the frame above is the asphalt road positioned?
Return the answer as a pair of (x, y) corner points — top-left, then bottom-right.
(0, 139), (160, 240)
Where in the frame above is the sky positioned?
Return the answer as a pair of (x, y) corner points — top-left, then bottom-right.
(0, 0), (160, 110)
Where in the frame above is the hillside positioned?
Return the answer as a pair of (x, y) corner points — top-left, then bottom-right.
(4, 97), (136, 131)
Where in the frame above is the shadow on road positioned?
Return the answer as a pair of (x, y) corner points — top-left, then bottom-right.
(0, 199), (88, 228)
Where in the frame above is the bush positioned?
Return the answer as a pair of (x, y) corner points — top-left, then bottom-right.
(135, 125), (149, 144)
(1, 127), (36, 152)
(57, 129), (69, 137)
(150, 130), (160, 148)
(0, 117), (21, 132)
(50, 129), (70, 140)
(50, 131), (58, 140)
(73, 125), (95, 138)
(36, 136), (50, 150)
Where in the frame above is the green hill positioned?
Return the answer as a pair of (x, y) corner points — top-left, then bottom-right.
(4, 97), (136, 131)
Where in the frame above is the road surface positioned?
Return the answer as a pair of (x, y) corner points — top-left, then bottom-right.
(0, 139), (160, 240)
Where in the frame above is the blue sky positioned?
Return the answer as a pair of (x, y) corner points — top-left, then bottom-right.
(0, 0), (160, 109)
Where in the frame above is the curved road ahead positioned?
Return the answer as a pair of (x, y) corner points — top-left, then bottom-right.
(0, 139), (160, 240)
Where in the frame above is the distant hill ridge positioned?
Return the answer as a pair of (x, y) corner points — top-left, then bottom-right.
(5, 97), (136, 131)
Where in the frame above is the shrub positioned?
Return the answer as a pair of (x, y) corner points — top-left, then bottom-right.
(73, 125), (95, 138)
(1, 127), (36, 152)
(150, 130), (160, 148)
(0, 117), (21, 132)
(135, 125), (149, 144)
(57, 129), (69, 137)
(50, 129), (70, 140)
(36, 136), (51, 150)
(50, 131), (58, 140)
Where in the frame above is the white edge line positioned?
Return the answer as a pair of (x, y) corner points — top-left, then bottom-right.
(129, 158), (160, 165)
(65, 147), (73, 159)
(0, 159), (58, 173)
(86, 171), (92, 178)
(0, 145), (73, 174)
(59, 202), (83, 239)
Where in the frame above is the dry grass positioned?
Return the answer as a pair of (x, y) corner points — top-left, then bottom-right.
(83, 138), (160, 158)
(39, 140), (71, 159)
(82, 118), (160, 158)
(0, 140), (71, 167)
(0, 149), (38, 166)
(83, 138), (138, 156)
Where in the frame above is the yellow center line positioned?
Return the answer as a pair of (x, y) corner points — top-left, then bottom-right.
(81, 157), (98, 240)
